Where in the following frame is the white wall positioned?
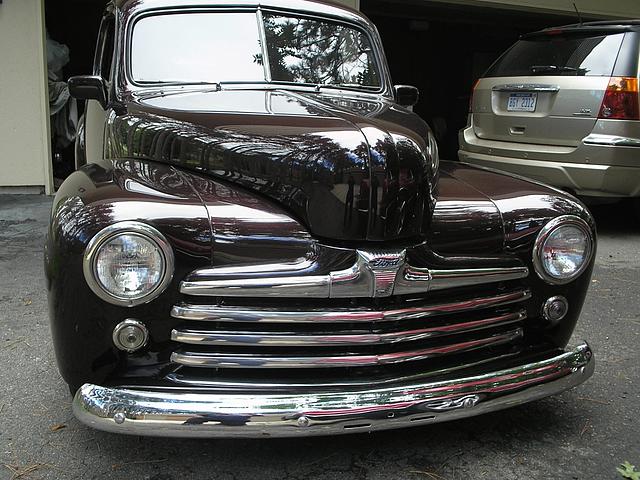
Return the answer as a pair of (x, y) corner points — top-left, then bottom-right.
(332, 0), (361, 11)
(0, 0), (52, 194)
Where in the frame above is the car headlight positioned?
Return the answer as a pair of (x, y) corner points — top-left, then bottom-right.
(427, 130), (439, 174)
(83, 221), (174, 306)
(533, 215), (593, 285)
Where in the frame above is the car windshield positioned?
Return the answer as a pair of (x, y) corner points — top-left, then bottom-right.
(130, 11), (382, 90)
(484, 33), (625, 77)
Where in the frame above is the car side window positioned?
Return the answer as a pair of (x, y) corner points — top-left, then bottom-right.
(93, 14), (116, 83)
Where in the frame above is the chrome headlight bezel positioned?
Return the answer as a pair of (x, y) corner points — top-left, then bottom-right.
(532, 215), (594, 285)
(83, 221), (174, 307)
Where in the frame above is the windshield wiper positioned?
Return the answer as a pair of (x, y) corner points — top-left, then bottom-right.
(315, 83), (379, 92)
(138, 80), (222, 90)
(530, 65), (578, 74)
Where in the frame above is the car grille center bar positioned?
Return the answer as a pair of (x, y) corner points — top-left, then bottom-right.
(180, 249), (529, 298)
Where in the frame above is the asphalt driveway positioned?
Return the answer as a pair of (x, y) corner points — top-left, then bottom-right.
(0, 194), (638, 480)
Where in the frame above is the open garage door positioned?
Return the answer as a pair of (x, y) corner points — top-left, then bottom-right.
(45, 0), (105, 183)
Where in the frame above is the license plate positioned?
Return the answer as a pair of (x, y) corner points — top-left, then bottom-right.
(507, 93), (537, 112)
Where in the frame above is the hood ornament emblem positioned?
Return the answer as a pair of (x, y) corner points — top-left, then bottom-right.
(328, 249), (407, 298)
(358, 250), (406, 297)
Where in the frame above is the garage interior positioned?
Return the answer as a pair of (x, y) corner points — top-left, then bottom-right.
(44, 0), (599, 181)
(363, 0), (593, 159)
(45, 0), (105, 182)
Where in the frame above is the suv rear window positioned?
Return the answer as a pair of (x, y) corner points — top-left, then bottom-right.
(485, 33), (625, 77)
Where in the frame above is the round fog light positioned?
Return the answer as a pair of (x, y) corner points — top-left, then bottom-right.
(113, 319), (149, 352)
(542, 296), (568, 324)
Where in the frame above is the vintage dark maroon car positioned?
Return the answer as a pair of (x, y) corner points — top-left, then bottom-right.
(45, 0), (596, 437)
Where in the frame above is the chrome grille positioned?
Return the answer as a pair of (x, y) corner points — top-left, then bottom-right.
(169, 288), (531, 374)
(171, 289), (530, 324)
(171, 310), (525, 347)
(171, 328), (523, 369)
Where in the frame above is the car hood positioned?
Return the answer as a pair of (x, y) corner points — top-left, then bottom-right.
(108, 88), (435, 242)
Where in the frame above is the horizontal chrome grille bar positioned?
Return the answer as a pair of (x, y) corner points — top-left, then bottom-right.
(171, 310), (526, 347)
(180, 248), (528, 298)
(171, 289), (531, 324)
(170, 329), (523, 369)
(165, 351), (522, 390)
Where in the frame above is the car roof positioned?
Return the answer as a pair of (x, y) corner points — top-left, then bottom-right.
(113, 0), (362, 20)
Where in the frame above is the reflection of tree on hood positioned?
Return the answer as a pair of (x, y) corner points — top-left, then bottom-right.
(262, 14), (379, 88)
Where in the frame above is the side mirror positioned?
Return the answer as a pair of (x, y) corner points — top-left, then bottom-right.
(394, 85), (419, 108)
(68, 75), (108, 109)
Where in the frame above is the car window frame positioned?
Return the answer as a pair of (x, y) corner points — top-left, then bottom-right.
(94, 11), (116, 85)
(258, 8), (385, 93)
(123, 6), (389, 95)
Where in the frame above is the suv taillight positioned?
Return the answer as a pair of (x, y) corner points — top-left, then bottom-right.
(598, 77), (639, 120)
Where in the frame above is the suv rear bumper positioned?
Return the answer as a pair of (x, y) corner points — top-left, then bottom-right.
(459, 126), (640, 197)
(72, 343), (593, 438)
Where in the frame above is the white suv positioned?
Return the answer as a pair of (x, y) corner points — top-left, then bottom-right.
(459, 20), (640, 201)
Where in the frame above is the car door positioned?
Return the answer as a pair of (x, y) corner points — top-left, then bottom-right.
(83, 11), (115, 165)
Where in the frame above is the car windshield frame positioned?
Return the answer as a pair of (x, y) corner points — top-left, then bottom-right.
(124, 7), (387, 94)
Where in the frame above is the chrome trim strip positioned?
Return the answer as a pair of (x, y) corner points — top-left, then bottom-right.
(582, 133), (640, 147)
(255, 8), (272, 83)
(171, 289), (532, 324)
(189, 256), (316, 276)
(492, 84), (560, 93)
(171, 311), (526, 347)
(396, 266), (529, 294)
(170, 329), (523, 368)
(180, 249), (528, 298)
(180, 275), (330, 298)
(73, 343), (594, 438)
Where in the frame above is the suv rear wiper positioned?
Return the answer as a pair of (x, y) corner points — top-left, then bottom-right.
(530, 65), (578, 74)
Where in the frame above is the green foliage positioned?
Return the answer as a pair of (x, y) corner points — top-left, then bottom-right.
(618, 461), (640, 480)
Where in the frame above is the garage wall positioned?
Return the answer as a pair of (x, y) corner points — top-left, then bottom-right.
(333, 0), (360, 11)
(0, 0), (52, 194)
(424, 0), (640, 18)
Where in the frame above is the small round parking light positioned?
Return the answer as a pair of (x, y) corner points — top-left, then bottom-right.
(113, 319), (149, 353)
(542, 296), (569, 325)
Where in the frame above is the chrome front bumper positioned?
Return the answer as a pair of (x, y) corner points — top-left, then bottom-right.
(73, 343), (593, 438)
